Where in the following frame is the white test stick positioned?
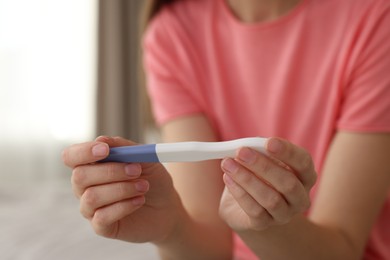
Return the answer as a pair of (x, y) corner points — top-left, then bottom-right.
(100, 137), (267, 163)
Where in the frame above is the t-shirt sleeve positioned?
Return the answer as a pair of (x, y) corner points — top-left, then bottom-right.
(142, 9), (203, 126)
(337, 5), (390, 132)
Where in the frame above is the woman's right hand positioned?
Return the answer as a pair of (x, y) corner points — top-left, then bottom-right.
(62, 136), (182, 244)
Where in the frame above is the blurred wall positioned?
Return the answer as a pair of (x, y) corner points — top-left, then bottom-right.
(0, 0), (97, 182)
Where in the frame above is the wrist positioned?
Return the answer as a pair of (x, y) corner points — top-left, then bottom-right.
(155, 209), (232, 260)
(153, 198), (199, 260)
(153, 191), (190, 247)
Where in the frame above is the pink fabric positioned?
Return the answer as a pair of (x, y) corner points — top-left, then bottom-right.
(143, 0), (390, 259)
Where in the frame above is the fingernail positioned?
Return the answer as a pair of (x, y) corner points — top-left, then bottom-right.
(238, 147), (256, 164)
(95, 135), (111, 142)
(131, 196), (145, 206)
(135, 180), (149, 192)
(267, 138), (283, 154)
(221, 158), (239, 174)
(223, 173), (234, 186)
(125, 164), (142, 177)
(92, 144), (108, 157)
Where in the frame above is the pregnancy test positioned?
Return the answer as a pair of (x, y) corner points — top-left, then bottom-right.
(100, 137), (267, 163)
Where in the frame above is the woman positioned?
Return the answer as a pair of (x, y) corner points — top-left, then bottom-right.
(62, 0), (390, 259)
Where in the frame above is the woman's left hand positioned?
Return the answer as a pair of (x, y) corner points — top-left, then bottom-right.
(219, 137), (317, 232)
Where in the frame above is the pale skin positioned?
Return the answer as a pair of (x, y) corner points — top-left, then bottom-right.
(62, 1), (390, 259)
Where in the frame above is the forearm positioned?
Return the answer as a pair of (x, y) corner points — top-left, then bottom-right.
(156, 117), (233, 259)
(238, 214), (360, 260)
(155, 207), (232, 260)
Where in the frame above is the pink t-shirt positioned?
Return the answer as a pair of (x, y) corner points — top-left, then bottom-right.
(143, 0), (390, 259)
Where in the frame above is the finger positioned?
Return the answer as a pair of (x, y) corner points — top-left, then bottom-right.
(222, 158), (290, 225)
(94, 136), (156, 170)
(62, 136), (139, 168)
(222, 173), (273, 230)
(235, 148), (310, 212)
(266, 138), (317, 189)
(95, 135), (138, 147)
(91, 196), (146, 238)
(62, 141), (109, 168)
(80, 180), (149, 219)
(71, 162), (142, 198)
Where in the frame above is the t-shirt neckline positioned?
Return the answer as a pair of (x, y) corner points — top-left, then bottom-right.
(219, 0), (309, 30)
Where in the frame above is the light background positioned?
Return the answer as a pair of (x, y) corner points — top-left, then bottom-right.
(0, 0), (158, 258)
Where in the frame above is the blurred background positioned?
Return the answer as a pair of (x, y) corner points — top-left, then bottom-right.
(0, 0), (158, 259)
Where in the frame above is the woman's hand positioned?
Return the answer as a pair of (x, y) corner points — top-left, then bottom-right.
(62, 136), (182, 244)
(219, 137), (317, 232)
